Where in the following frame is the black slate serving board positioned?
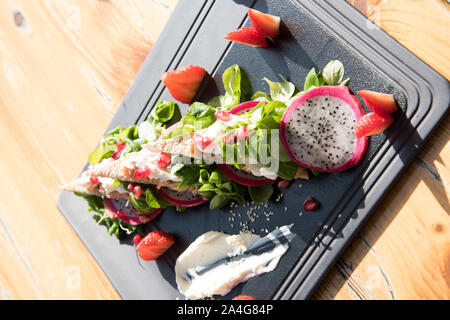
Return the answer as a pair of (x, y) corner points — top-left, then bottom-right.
(57, 0), (449, 300)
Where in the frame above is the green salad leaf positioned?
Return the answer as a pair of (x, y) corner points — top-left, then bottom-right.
(75, 193), (140, 238)
(263, 75), (296, 103)
(321, 60), (350, 86)
(208, 65), (252, 109)
(168, 102), (217, 138)
(304, 67), (321, 91)
(149, 100), (182, 127)
(248, 184), (274, 203)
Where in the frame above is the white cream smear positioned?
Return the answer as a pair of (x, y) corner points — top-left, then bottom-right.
(175, 225), (294, 300)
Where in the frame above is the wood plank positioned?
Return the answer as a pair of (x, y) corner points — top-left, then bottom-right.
(0, 0), (447, 299)
(312, 0), (450, 300)
(0, 0), (177, 300)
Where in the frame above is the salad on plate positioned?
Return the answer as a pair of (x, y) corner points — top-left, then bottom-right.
(61, 7), (399, 300)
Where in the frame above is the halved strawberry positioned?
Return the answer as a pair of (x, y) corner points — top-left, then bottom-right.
(232, 295), (255, 300)
(353, 112), (394, 138)
(248, 8), (280, 38)
(136, 231), (174, 261)
(358, 90), (397, 115)
(161, 65), (206, 104)
(225, 27), (268, 48)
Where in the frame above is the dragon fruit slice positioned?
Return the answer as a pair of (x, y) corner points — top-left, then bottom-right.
(217, 164), (274, 187)
(218, 101), (275, 186)
(158, 122), (180, 140)
(229, 100), (262, 115)
(154, 187), (209, 207)
(104, 198), (162, 225)
(280, 86), (368, 173)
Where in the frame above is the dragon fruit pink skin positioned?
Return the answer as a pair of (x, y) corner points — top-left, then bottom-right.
(104, 198), (162, 225)
(154, 187), (209, 207)
(280, 86), (368, 173)
(229, 100), (262, 114)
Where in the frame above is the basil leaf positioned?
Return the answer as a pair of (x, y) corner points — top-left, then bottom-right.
(321, 60), (344, 85)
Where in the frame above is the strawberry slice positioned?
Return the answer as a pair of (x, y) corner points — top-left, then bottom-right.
(232, 295), (255, 300)
(161, 65), (206, 104)
(225, 27), (268, 48)
(136, 231), (175, 261)
(358, 90), (397, 115)
(248, 8), (280, 38)
(353, 112), (394, 138)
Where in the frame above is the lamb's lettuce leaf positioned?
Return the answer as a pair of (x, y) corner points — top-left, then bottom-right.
(248, 184), (274, 203)
(208, 65), (252, 109)
(74, 193), (140, 239)
(263, 75), (296, 103)
(167, 102), (217, 138)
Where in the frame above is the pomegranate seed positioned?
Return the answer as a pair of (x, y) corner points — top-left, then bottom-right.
(133, 186), (143, 199)
(193, 133), (213, 150)
(156, 152), (171, 169)
(215, 110), (231, 122)
(127, 183), (135, 192)
(304, 197), (319, 211)
(134, 167), (151, 179)
(222, 132), (237, 144)
(278, 180), (291, 188)
(132, 234), (143, 245)
(237, 126), (251, 140)
(112, 140), (126, 159)
(89, 177), (99, 185)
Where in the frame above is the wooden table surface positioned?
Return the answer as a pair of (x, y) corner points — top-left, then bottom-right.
(0, 0), (448, 300)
